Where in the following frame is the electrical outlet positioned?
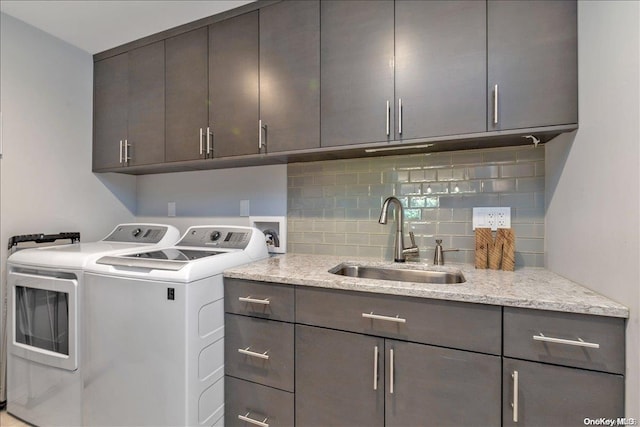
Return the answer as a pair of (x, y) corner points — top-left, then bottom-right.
(472, 207), (511, 231)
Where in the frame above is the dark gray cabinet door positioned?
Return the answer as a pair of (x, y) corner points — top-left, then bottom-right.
(320, 0), (394, 147)
(260, 0), (320, 153)
(93, 53), (128, 170)
(395, 1), (486, 140)
(127, 41), (165, 166)
(488, 0), (578, 130)
(295, 325), (384, 427)
(165, 28), (209, 162)
(209, 11), (259, 158)
(503, 358), (624, 426)
(386, 340), (501, 426)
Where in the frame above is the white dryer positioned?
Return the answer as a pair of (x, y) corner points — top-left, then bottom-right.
(6, 224), (180, 426)
(83, 226), (269, 427)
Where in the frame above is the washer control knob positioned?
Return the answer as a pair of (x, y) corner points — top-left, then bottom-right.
(210, 231), (221, 241)
(132, 228), (142, 238)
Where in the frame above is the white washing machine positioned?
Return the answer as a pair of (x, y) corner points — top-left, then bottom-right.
(6, 224), (180, 426)
(82, 225), (269, 427)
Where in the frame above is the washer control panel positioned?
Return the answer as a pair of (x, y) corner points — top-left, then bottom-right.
(177, 226), (252, 249)
(103, 224), (169, 243)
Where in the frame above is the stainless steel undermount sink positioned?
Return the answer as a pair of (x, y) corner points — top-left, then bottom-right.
(329, 263), (466, 284)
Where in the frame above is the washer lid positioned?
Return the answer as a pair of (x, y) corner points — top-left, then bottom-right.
(124, 248), (224, 261)
(96, 249), (227, 271)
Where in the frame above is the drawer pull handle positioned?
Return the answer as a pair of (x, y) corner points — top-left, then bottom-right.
(386, 100), (390, 136)
(493, 84), (499, 125)
(533, 333), (600, 349)
(389, 348), (395, 394)
(373, 345), (379, 390)
(238, 412), (269, 427)
(511, 370), (519, 423)
(239, 296), (271, 305)
(362, 312), (406, 324)
(238, 347), (270, 360)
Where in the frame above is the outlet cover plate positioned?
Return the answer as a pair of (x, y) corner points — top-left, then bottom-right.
(472, 207), (511, 231)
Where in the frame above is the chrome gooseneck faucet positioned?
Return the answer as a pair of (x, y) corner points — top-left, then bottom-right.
(378, 196), (419, 262)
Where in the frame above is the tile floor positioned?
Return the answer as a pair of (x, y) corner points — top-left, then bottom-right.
(1, 409), (31, 427)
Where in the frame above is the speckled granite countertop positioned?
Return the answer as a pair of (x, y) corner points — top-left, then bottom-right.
(224, 254), (629, 318)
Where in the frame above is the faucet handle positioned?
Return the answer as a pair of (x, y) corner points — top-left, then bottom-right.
(403, 232), (420, 258)
(435, 239), (443, 245)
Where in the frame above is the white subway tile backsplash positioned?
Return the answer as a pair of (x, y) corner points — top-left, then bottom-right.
(501, 163), (535, 178)
(517, 146), (545, 161)
(336, 173), (358, 185)
(346, 233), (370, 245)
(468, 165), (500, 179)
(482, 179), (516, 193)
(517, 177), (545, 192)
(288, 146), (546, 267)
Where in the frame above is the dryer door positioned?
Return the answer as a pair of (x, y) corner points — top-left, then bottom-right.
(8, 270), (78, 371)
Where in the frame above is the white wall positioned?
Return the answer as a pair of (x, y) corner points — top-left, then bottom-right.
(0, 12), (137, 267)
(546, 0), (640, 414)
(136, 164), (287, 218)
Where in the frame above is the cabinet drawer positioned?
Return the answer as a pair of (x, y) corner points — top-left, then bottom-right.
(225, 376), (294, 427)
(503, 307), (625, 374)
(224, 278), (295, 322)
(225, 314), (294, 391)
(296, 287), (501, 354)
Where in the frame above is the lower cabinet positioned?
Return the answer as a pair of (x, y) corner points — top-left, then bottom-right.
(296, 325), (501, 427)
(296, 325), (384, 426)
(224, 279), (626, 426)
(503, 358), (624, 426)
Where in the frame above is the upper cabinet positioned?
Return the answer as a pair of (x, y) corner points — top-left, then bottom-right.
(209, 11), (260, 158)
(487, 0), (578, 130)
(260, 0), (320, 153)
(320, 0), (394, 148)
(93, 41), (165, 170)
(94, 53), (128, 170)
(321, 0), (487, 148)
(92, 0), (578, 174)
(395, 0), (486, 140)
(165, 28), (209, 162)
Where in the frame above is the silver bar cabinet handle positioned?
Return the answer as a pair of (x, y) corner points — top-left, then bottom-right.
(373, 345), (379, 390)
(119, 140), (123, 164)
(238, 413), (269, 427)
(238, 296), (271, 305)
(493, 84), (499, 125)
(362, 312), (406, 324)
(533, 333), (600, 349)
(512, 370), (519, 423)
(124, 139), (129, 163)
(398, 98), (403, 135)
(238, 346), (270, 360)
(386, 100), (390, 136)
(199, 128), (203, 155)
(389, 348), (395, 394)
(258, 119), (263, 150)
(206, 126), (212, 156)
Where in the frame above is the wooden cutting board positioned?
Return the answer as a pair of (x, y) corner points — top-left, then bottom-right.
(474, 228), (515, 271)
(499, 228), (516, 271)
(474, 228), (492, 269)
